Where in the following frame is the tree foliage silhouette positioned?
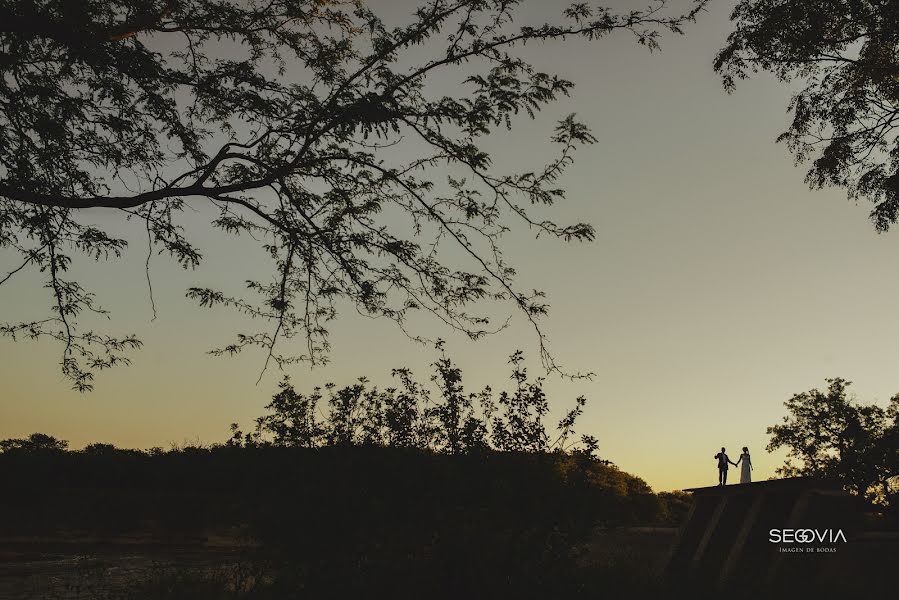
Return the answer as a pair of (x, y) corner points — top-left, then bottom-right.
(230, 345), (601, 457)
(0, 0), (706, 390)
(767, 377), (899, 510)
(0, 432), (68, 453)
(717, 0), (899, 231)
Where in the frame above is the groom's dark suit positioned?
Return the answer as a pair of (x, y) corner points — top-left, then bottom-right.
(715, 451), (735, 485)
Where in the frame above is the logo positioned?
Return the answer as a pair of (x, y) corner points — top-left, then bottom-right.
(769, 528), (847, 553)
(768, 528), (847, 544)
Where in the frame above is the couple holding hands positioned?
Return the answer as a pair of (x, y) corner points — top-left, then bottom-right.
(714, 446), (752, 485)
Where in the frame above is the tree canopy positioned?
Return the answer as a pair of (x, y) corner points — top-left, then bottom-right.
(0, 431), (68, 453)
(0, 0), (706, 391)
(717, 0), (899, 231)
(229, 343), (598, 456)
(767, 377), (899, 510)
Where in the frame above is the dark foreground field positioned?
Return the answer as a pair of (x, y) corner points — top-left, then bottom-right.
(2, 446), (892, 599)
(0, 445), (688, 599)
(0, 527), (677, 599)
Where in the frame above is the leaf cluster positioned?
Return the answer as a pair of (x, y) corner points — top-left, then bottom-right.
(717, 0), (899, 231)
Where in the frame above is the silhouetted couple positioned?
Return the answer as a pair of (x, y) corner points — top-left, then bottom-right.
(714, 446), (752, 485)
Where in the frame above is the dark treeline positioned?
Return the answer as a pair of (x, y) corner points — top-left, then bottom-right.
(0, 446), (687, 599)
(0, 444), (688, 598)
(228, 346), (599, 456)
(0, 349), (691, 598)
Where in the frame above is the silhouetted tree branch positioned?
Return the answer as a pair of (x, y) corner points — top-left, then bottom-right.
(0, 0), (707, 390)
(717, 0), (899, 232)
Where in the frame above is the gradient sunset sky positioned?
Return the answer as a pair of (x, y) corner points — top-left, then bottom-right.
(2, 0), (899, 492)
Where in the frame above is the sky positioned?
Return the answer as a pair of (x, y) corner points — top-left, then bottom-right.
(2, 0), (899, 492)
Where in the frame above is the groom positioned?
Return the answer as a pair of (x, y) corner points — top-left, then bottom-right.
(715, 447), (737, 486)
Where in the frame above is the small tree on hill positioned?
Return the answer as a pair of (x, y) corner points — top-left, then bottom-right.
(768, 377), (899, 510)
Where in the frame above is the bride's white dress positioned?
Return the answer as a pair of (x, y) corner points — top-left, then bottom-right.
(739, 453), (751, 483)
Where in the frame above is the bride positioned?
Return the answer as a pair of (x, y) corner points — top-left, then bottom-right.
(735, 446), (753, 483)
